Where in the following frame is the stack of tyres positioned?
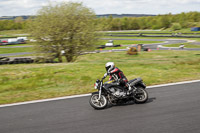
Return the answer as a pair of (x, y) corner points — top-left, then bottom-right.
(0, 57), (34, 65)
(0, 57), (9, 61)
(0, 57), (10, 65)
(11, 58), (34, 64)
(0, 61), (10, 65)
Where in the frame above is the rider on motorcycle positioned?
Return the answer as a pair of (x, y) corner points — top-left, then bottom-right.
(105, 62), (129, 90)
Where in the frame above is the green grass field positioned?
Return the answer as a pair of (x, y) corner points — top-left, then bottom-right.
(0, 30), (29, 38)
(0, 47), (33, 54)
(0, 29), (200, 104)
(0, 50), (200, 104)
(164, 43), (200, 48)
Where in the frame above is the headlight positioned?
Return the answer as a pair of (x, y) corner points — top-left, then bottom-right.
(94, 83), (98, 89)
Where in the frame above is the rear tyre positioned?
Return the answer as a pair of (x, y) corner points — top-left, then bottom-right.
(89, 92), (108, 110)
(134, 87), (148, 104)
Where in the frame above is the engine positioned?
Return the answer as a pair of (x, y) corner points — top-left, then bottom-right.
(109, 87), (126, 98)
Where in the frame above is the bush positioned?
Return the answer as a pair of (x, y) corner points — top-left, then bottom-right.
(127, 47), (138, 55)
(171, 23), (182, 31)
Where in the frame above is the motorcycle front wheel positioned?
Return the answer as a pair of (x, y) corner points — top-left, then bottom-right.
(89, 92), (108, 110)
(134, 87), (148, 104)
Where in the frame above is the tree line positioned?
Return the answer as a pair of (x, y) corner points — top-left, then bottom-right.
(97, 11), (200, 31)
(0, 17), (26, 31)
(0, 11), (200, 31)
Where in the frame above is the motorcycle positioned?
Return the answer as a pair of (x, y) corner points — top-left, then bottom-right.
(89, 73), (148, 109)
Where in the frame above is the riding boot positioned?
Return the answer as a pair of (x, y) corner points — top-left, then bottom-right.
(127, 86), (133, 95)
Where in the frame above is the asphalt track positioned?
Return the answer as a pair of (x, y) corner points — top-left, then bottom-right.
(0, 81), (200, 133)
(103, 38), (200, 51)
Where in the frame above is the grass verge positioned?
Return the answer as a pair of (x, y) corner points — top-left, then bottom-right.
(164, 43), (200, 48)
(0, 50), (200, 104)
(0, 47), (33, 54)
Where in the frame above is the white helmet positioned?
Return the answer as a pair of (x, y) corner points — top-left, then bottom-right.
(105, 62), (115, 73)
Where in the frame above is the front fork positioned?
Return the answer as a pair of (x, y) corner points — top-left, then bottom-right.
(98, 89), (102, 100)
(98, 82), (103, 100)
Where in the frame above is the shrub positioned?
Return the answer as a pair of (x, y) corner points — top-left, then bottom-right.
(171, 23), (182, 31)
(127, 47), (138, 55)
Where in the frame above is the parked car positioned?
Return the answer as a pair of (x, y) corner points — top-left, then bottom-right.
(0, 38), (26, 45)
(0, 40), (8, 45)
(105, 40), (114, 46)
(96, 40), (121, 49)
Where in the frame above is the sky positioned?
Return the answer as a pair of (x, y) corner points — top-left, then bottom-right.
(0, 0), (200, 17)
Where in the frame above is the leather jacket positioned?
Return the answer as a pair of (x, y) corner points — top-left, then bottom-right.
(108, 67), (128, 85)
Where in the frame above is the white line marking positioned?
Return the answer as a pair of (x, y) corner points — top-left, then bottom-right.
(147, 79), (200, 88)
(0, 94), (90, 108)
(0, 79), (200, 108)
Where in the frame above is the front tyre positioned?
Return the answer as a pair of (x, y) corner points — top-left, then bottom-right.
(89, 92), (108, 110)
(134, 87), (148, 104)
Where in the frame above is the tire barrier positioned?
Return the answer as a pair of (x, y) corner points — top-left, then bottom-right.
(0, 57), (34, 65)
(0, 56), (59, 65)
(0, 57), (9, 61)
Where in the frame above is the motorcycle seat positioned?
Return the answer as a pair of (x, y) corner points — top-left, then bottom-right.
(128, 78), (142, 85)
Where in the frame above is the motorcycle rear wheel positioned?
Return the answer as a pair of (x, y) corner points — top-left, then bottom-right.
(134, 87), (148, 104)
(89, 92), (108, 110)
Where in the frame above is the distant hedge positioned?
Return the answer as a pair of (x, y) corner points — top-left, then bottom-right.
(0, 17), (27, 31)
(97, 11), (200, 31)
(1, 11), (200, 31)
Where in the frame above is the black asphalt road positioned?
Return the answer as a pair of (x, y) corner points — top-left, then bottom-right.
(0, 81), (200, 133)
